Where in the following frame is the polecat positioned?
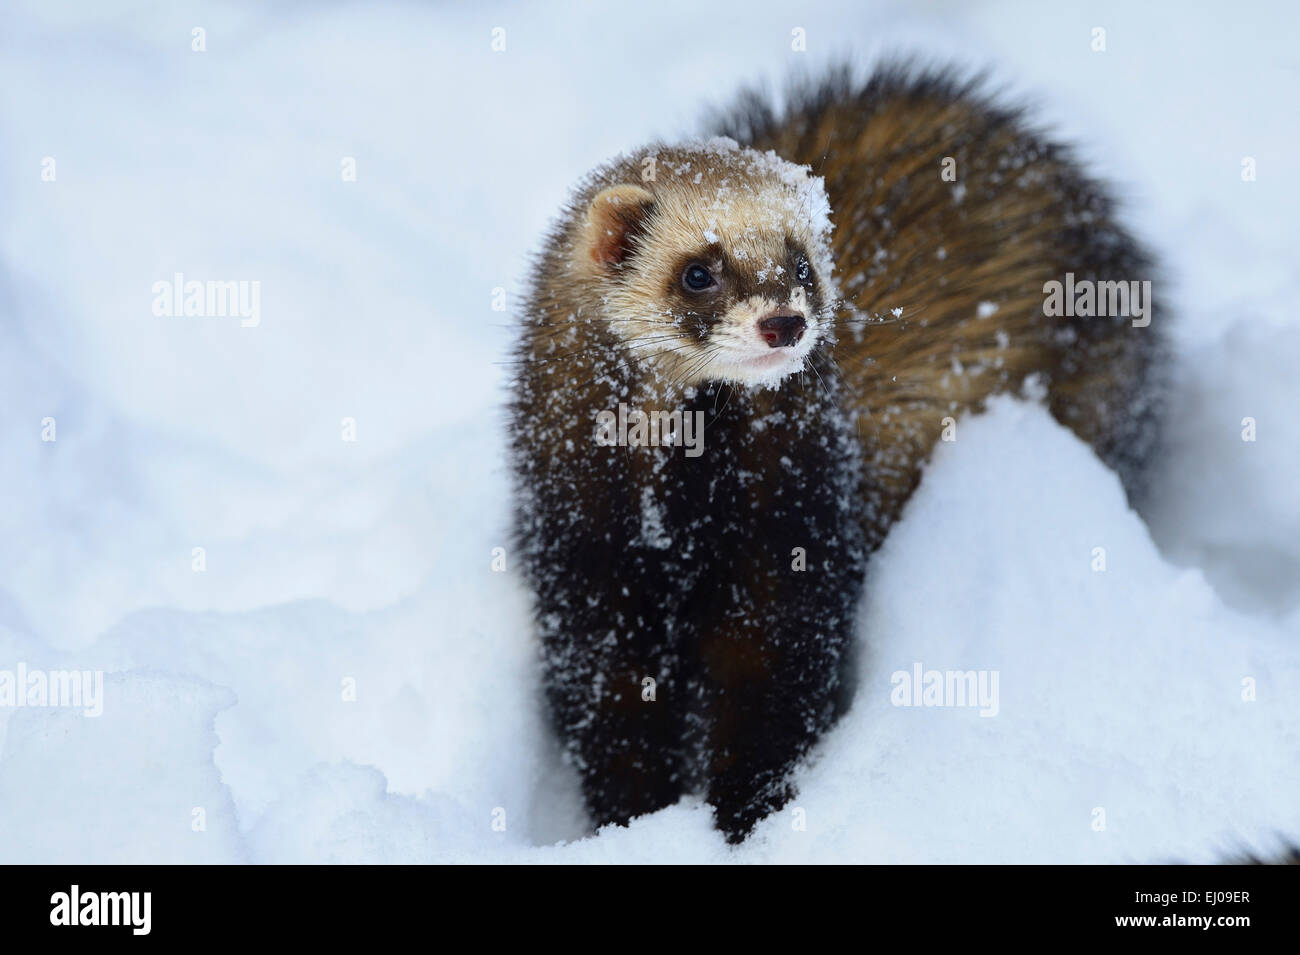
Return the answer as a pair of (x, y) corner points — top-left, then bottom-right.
(509, 64), (1164, 844)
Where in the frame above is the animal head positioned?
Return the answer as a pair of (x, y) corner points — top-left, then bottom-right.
(571, 140), (837, 389)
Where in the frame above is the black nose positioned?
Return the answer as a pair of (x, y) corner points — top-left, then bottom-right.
(758, 313), (806, 348)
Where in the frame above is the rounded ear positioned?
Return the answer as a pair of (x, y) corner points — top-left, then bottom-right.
(581, 184), (655, 268)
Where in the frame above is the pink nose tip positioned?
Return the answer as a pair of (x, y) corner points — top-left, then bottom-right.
(758, 313), (806, 347)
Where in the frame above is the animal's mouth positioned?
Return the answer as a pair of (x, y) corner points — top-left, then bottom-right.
(709, 342), (811, 384)
(734, 349), (799, 370)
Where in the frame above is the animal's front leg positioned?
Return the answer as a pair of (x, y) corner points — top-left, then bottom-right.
(543, 641), (687, 831)
(536, 520), (694, 834)
(695, 563), (859, 844)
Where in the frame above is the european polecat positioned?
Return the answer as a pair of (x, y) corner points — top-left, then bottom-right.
(509, 64), (1164, 844)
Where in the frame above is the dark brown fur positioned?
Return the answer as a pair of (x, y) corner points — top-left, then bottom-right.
(510, 64), (1165, 843)
(713, 64), (1164, 537)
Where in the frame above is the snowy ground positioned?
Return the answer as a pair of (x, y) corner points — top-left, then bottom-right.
(1, 0), (1297, 863)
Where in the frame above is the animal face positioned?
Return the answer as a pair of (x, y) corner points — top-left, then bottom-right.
(577, 143), (836, 388)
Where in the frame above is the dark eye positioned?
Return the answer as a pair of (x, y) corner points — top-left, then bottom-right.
(682, 263), (716, 292)
(795, 257), (811, 282)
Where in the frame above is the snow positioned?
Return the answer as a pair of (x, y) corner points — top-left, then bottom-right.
(1, 0), (1297, 862)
